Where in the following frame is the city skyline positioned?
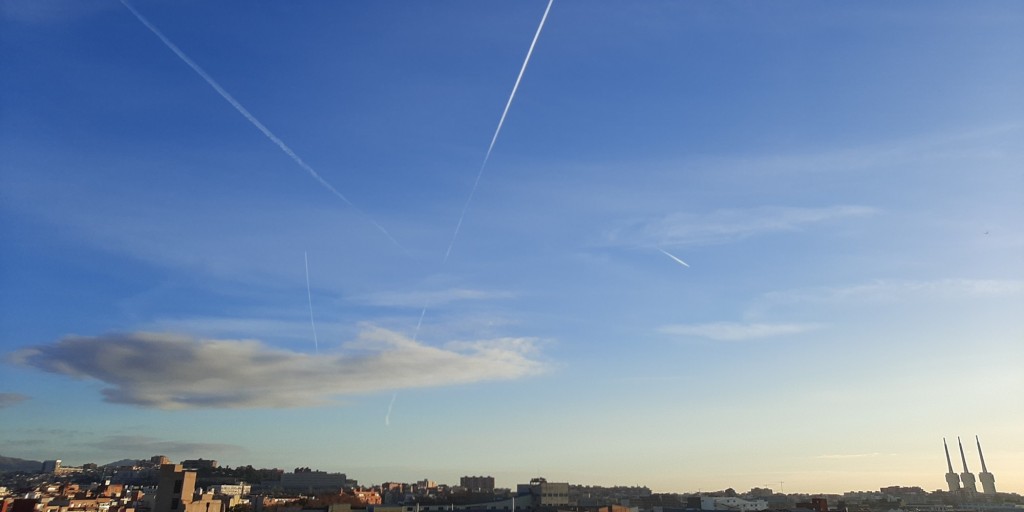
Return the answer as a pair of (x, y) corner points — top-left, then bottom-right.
(3, 446), (1016, 497)
(2, 0), (1022, 496)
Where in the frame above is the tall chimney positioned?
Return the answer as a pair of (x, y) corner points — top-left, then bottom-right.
(944, 438), (961, 492)
(958, 437), (977, 493)
(976, 436), (997, 495)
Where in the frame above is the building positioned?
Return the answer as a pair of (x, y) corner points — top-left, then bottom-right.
(154, 464), (225, 512)
(42, 461), (62, 475)
(97, 483), (126, 498)
(516, 478), (570, 508)
(350, 491), (381, 505)
(699, 497), (768, 511)
(460, 477), (495, 494)
(155, 464), (196, 512)
(944, 435), (1001, 496)
(181, 460), (219, 470)
(795, 498), (828, 512)
(210, 485), (251, 497)
(9, 499), (41, 512)
(277, 471), (348, 494)
(588, 506), (636, 512)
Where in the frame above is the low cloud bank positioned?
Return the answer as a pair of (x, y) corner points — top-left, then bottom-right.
(91, 435), (246, 456)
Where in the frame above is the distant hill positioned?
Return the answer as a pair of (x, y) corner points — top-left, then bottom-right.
(103, 459), (143, 468)
(0, 455), (42, 473)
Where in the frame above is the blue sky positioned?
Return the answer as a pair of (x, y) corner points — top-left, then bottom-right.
(2, 0), (1022, 494)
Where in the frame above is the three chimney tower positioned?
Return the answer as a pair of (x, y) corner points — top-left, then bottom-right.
(943, 436), (997, 495)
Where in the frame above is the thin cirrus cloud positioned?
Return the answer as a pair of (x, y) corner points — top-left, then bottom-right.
(815, 453), (885, 459)
(356, 288), (516, 308)
(10, 327), (545, 409)
(606, 205), (877, 247)
(760, 278), (1024, 306)
(659, 322), (822, 341)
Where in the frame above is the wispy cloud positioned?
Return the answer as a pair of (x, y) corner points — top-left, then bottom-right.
(144, 316), (350, 344)
(90, 435), (247, 457)
(10, 328), (545, 409)
(659, 322), (822, 341)
(356, 288), (515, 308)
(1, 0), (108, 24)
(815, 452), (887, 459)
(762, 278), (1024, 306)
(0, 393), (29, 408)
(606, 205), (877, 247)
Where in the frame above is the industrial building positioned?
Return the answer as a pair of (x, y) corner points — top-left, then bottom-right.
(942, 436), (997, 496)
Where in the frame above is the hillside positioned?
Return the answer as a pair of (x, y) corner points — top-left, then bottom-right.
(0, 455), (42, 473)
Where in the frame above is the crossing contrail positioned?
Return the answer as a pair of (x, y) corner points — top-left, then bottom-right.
(443, 0), (555, 263)
(119, 0), (406, 253)
(304, 251), (319, 354)
(658, 248), (690, 268)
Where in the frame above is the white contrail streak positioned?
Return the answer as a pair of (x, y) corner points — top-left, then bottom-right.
(658, 248), (690, 268)
(412, 303), (429, 342)
(304, 251), (319, 354)
(119, 0), (406, 253)
(385, 392), (398, 427)
(443, 0), (555, 263)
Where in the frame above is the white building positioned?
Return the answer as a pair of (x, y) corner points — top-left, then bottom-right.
(212, 484), (252, 497)
(700, 497), (768, 511)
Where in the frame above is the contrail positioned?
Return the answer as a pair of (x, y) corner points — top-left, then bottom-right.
(412, 302), (429, 342)
(304, 251), (319, 354)
(385, 392), (398, 427)
(658, 248), (690, 268)
(119, 0), (406, 253)
(443, 0), (555, 263)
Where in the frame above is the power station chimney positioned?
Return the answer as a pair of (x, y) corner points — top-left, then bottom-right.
(958, 436), (977, 493)
(944, 438), (961, 492)
(976, 435), (997, 495)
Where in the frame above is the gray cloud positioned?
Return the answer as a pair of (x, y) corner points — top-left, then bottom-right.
(607, 205), (876, 247)
(0, 393), (29, 408)
(10, 327), (545, 409)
